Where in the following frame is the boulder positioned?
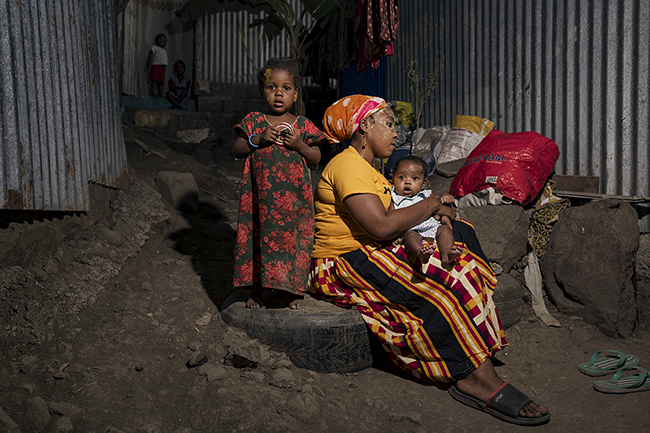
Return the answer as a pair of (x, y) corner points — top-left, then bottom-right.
(457, 205), (529, 272)
(540, 199), (639, 337)
(637, 276), (650, 331)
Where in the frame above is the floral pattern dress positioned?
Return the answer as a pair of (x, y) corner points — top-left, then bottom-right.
(233, 112), (327, 294)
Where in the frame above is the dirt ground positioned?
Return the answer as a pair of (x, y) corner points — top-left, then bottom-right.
(1, 127), (650, 433)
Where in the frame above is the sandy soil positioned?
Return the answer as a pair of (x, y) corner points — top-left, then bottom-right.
(1, 128), (649, 433)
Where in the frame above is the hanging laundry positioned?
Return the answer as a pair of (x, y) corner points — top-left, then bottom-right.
(355, 0), (399, 72)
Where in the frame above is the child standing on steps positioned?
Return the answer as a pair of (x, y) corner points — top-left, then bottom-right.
(391, 155), (464, 264)
(232, 57), (327, 310)
(146, 33), (168, 97)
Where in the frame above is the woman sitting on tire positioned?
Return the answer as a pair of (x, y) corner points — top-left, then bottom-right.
(309, 95), (549, 426)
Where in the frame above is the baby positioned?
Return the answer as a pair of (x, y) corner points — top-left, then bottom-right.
(391, 155), (463, 264)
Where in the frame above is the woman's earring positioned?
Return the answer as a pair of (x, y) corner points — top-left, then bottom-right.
(362, 135), (366, 150)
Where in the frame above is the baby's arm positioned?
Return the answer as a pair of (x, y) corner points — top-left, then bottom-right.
(146, 50), (152, 70)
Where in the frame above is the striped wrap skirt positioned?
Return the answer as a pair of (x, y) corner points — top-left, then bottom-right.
(308, 220), (508, 383)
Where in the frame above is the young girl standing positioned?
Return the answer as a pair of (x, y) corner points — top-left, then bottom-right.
(232, 57), (326, 309)
(146, 34), (167, 97)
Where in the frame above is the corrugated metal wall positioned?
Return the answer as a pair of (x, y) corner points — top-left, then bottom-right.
(196, 0), (312, 84)
(0, 0), (127, 211)
(387, 0), (650, 203)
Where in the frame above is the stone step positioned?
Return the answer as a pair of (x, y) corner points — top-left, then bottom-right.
(196, 96), (263, 115)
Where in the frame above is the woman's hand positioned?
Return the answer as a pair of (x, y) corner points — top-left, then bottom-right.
(344, 193), (450, 241)
(434, 204), (456, 225)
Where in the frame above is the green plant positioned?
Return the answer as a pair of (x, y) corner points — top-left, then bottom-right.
(176, 0), (342, 114)
(406, 59), (437, 133)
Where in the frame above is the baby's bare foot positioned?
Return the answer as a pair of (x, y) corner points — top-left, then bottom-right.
(441, 245), (464, 264)
(418, 242), (437, 263)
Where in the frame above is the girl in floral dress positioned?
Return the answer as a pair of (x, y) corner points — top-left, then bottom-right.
(232, 58), (326, 309)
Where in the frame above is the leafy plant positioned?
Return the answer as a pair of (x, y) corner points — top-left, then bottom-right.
(406, 59), (438, 133)
(176, 0), (342, 114)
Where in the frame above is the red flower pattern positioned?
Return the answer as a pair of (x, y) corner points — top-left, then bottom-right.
(232, 112), (326, 294)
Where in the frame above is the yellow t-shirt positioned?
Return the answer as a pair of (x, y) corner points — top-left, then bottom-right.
(312, 146), (392, 258)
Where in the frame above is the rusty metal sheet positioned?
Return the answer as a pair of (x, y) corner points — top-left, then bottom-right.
(0, 0), (128, 211)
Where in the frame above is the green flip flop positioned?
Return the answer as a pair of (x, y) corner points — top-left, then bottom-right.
(578, 350), (640, 376)
(593, 366), (650, 394)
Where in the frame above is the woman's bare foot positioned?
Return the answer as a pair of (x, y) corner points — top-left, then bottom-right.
(282, 292), (305, 309)
(456, 359), (549, 419)
(440, 245), (464, 264)
(246, 286), (263, 309)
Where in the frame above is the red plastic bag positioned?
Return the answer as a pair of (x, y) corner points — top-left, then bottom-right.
(449, 129), (559, 206)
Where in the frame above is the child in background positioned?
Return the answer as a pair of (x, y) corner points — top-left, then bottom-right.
(166, 60), (191, 110)
(146, 34), (167, 97)
(232, 57), (327, 309)
(391, 155), (463, 264)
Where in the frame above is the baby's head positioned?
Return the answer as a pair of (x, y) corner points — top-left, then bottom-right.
(392, 156), (428, 198)
(155, 33), (167, 48)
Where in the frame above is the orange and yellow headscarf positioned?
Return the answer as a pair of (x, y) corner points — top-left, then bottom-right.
(322, 95), (389, 143)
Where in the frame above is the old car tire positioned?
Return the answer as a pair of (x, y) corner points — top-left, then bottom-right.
(493, 273), (524, 329)
(220, 290), (374, 373)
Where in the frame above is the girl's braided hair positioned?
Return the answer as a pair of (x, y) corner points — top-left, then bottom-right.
(257, 57), (301, 91)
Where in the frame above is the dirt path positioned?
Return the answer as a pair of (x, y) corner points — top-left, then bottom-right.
(1, 132), (649, 432)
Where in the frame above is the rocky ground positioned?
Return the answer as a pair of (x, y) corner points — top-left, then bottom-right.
(1, 126), (650, 433)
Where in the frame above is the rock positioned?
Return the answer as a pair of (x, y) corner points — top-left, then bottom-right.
(0, 405), (20, 433)
(637, 276), (650, 330)
(186, 351), (208, 368)
(195, 79), (211, 94)
(426, 171), (454, 195)
(103, 427), (127, 433)
(98, 227), (124, 247)
(272, 367), (294, 383)
(44, 259), (59, 275)
(457, 204), (529, 272)
(540, 199), (639, 337)
(220, 328), (272, 366)
(195, 312), (212, 326)
(286, 394), (319, 420)
(388, 411), (423, 425)
(24, 396), (51, 432)
(42, 416), (73, 433)
(434, 159), (465, 178)
(134, 111), (170, 128)
(155, 171), (200, 214)
(246, 371), (266, 383)
(191, 149), (214, 166)
(198, 363), (227, 382)
(177, 128), (210, 144)
(46, 401), (81, 417)
(224, 353), (258, 369)
(637, 233), (650, 277)
(188, 342), (201, 352)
